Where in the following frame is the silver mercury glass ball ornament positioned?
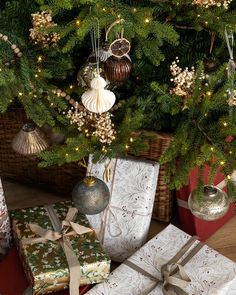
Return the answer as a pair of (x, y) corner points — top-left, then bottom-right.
(72, 176), (110, 215)
(188, 185), (230, 221)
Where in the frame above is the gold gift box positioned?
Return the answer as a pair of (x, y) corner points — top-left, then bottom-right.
(11, 201), (111, 294)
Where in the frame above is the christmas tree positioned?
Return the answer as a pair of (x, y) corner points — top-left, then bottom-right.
(1, 0), (236, 193)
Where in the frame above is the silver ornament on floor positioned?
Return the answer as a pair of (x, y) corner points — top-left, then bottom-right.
(12, 123), (49, 155)
(72, 176), (110, 215)
(188, 185), (230, 221)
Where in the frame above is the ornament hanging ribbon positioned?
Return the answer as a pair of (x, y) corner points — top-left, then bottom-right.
(98, 158), (123, 244)
(0, 213), (8, 255)
(124, 236), (204, 295)
(22, 205), (93, 295)
(225, 27), (236, 106)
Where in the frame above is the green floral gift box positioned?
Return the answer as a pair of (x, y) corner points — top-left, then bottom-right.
(11, 201), (111, 295)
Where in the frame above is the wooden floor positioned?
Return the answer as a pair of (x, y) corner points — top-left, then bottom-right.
(3, 179), (236, 262)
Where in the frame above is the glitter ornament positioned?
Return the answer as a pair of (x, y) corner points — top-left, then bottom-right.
(72, 176), (110, 215)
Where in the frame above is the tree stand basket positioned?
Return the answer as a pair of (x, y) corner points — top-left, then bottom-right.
(0, 109), (173, 222)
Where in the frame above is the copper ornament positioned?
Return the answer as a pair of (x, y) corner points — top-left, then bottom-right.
(104, 55), (132, 83)
(12, 123), (49, 155)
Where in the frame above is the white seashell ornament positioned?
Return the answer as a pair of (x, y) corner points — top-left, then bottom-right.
(82, 75), (116, 113)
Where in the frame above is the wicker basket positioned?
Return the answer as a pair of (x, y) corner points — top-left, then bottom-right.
(0, 109), (172, 222)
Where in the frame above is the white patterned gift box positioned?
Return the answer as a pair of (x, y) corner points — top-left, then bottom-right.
(86, 156), (160, 262)
(86, 224), (236, 295)
(0, 178), (11, 250)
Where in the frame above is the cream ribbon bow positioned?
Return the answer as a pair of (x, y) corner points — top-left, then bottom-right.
(124, 236), (204, 295)
(161, 263), (190, 295)
(22, 207), (93, 295)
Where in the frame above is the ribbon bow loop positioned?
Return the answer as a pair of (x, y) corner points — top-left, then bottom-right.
(162, 263), (190, 295)
(22, 206), (93, 295)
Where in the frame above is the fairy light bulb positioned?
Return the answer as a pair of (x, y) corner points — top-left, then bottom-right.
(76, 19), (80, 26)
(37, 56), (43, 62)
(223, 122), (228, 127)
(145, 18), (150, 23)
(220, 161), (225, 166)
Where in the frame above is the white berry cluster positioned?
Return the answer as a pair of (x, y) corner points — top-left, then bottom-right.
(67, 102), (116, 145)
(29, 11), (60, 47)
(170, 58), (195, 97)
(227, 90), (236, 106)
(192, 0), (232, 9)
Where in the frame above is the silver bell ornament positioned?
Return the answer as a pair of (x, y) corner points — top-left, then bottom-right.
(12, 123), (49, 155)
(72, 176), (110, 215)
(188, 185), (230, 221)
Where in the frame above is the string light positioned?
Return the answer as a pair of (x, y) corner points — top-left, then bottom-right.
(65, 153), (69, 157)
(210, 147), (214, 151)
(18, 92), (23, 96)
(76, 19), (80, 26)
(223, 122), (228, 127)
(205, 21), (208, 25)
(37, 68), (41, 73)
(133, 8), (137, 12)
(227, 175), (231, 180)
(144, 18), (150, 23)
(125, 144), (129, 149)
(229, 150), (233, 154)
(0, 68), (2, 72)
(206, 91), (212, 96)
(102, 8), (106, 11)
(220, 161), (225, 165)
(35, 74), (38, 78)
(37, 56), (43, 62)
(75, 147), (79, 151)
(69, 85), (74, 89)
(130, 137), (134, 143)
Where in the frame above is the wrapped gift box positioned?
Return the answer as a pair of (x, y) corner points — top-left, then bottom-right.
(0, 177), (11, 252)
(177, 165), (235, 241)
(10, 201), (110, 295)
(86, 224), (236, 295)
(0, 247), (91, 295)
(86, 156), (159, 262)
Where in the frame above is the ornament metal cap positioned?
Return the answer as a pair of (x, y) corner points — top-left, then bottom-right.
(12, 122), (49, 156)
(188, 185), (230, 221)
(83, 176), (97, 186)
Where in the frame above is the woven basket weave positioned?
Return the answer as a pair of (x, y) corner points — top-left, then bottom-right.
(0, 109), (172, 222)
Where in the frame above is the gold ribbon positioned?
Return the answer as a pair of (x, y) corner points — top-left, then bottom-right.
(22, 206), (93, 295)
(124, 236), (204, 295)
(0, 213), (8, 256)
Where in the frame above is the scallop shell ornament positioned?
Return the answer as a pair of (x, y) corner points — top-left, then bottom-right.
(81, 75), (116, 113)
